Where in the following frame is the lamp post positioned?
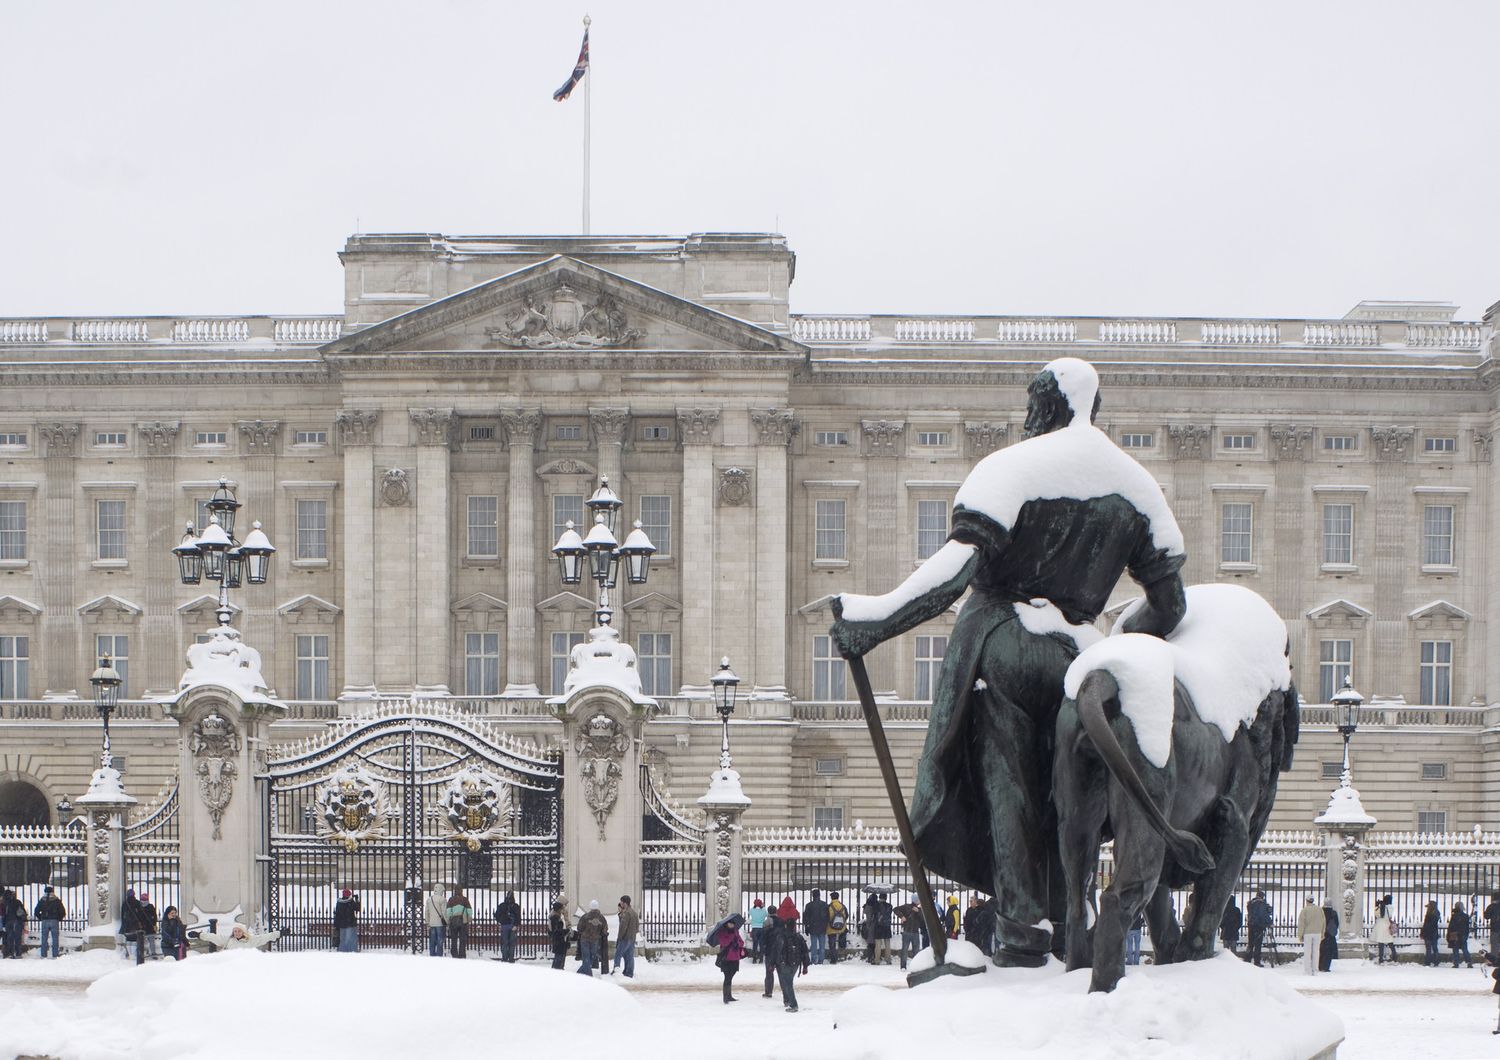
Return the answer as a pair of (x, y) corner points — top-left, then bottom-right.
(711, 657), (741, 771)
(90, 655), (122, 771)
(172, 477), (275, 629)
(550, 475), (655, 636)
(1331, 675), (1363, 783)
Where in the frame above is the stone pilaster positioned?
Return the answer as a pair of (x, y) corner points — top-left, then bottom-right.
(589, 407), (630, 489)
(38, 424), (81, 694)
(234, 420), (279, 693)
(677, 408), (721, 694)
(501, 410), (542, 696)
(78, 769), (135, 948)
(410, 409), (454, 694)
(134, 422), (182, 694)
(1370, 427), (1414, 698)
(336, 409), (379, 699)
(750, 409), (798, 698)
(1167, 424), (1212, 584)
(1268, 424), (1314, 625)
(860, 420), (904, 693)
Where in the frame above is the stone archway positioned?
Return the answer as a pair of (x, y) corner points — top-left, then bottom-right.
(0, 777), (51, 885)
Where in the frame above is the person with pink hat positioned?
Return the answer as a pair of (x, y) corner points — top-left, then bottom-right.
(334, 887), (360, 952)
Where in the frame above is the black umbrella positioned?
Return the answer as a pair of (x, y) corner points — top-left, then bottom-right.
(705, 912), (745, 946)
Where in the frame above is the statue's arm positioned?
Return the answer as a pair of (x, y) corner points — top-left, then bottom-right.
(1119, 546), (1187, 637)
(830, 540), (980, 659)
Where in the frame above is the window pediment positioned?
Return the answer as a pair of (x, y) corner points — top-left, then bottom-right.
(77, 594), (143, 623)
(537, 590), (597, 613)
(276, 594), (341, 625)
(0, 594), (42, 624)
(1305, 598), (1371, 628)
(452, 592), (508, 614)
(1407, 599), (1469, 631)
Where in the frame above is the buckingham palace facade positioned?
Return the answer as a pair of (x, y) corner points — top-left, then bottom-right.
(0, 231), (1497, 834)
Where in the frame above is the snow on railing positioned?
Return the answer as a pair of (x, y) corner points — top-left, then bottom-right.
(792, 316), (872, 343)
(1303, 322), (1380, 346)
(1406, 323), (1483, 348)
(792, 700), (931, 722)
(996, 319), (1077, 343)
(173, 318), (252, 343)
(641, 762), (707, 843)
(1201, 321), (1281, 345)
(895, 318), (975, 342)
(1365, 830), (1500, 857)
(0, 824), (87, 858)
(743, 825), (905, 856)
(0, 321), (48, 343)
(74, 319), (150, 343)
(1101, 320), (1178, 344)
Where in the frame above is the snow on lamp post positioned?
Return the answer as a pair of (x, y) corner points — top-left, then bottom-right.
(1331, 676), (1363, 790)
(712, 657), (741, 771)
(174, 477), (276, 630)
(1316, 674), (1375, 952)
(549, 475), (655, 639)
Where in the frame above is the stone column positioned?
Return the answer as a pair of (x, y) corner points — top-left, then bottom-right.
(860, 420), (905, 694)
(676, 408), (721, 695)
(234, 420), (279, 694)
(37, 424), (80, 695)
(336, 410), (380, 700)
(501, 410), (542, 696)
(698, 766), (751, 932)
(1166, 425), (1212, 584)
(138, 422), (182, 695)
(1314, 766), (1377, 956)
(1268, 424), (1313, 659)
(1369, 427), (1414, 698)
(77, 762), (136, 949)
(749, 409), (798, 698)
(589, 407), (630, 491)
(167, 684), (286, 925)
(410, 409), (455, 694)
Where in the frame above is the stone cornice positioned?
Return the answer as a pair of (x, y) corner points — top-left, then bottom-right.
(136, 421), (180, 458)
(236, 419), (281, 455)
(0, 362), (329, 388)
(408, 407), (455, 447)
(588, 407), (631, 447)
(335, 408), (380, 447)
(1267, 423), (1314, 461)
(749, 408), (798, 446)
(676, 407), (721, 446)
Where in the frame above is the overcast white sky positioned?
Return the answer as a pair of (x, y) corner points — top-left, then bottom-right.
(2, 1), (1496, 320)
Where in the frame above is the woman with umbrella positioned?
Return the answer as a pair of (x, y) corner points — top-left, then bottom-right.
(707, 912), (746, 1004)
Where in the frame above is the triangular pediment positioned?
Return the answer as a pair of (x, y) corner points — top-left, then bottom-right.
(0, 594), (42, 619)
(536, 590), (597, 613)
(322, 255), (807, 357)
(77, 594), (143, 617)
(621, 591), (682, 614)
(177, 594), (240, 617)
(276, 594), (342, 616)
(1305, 598), (1372, 622)
(1408, 599), (1470, 622)
(452, 592), (507, 614)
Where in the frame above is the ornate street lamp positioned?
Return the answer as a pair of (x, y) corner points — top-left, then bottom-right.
(1331, 675), (1363, 777)
(586, 477), (624, 534)
(171, 478), (275, 629)
(55, 795), (72, 820)
(90, 655), (122, 770)
(552, 521), (586, 585)
(549, 476), (655, 630)
(617, 521), (657, 586)
(711, 657), (740, 771)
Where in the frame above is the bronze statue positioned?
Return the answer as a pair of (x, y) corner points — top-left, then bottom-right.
(831, 357), (1187, 967)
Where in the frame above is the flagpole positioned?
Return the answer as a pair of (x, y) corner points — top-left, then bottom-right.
(582, 14), (591, 235)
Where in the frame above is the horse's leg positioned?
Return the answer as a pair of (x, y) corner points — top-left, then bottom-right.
(1054, 698), (1109, 973)
(1145, 880), (1180, 964)
(1092, 805), (1166, 992)
(1179, 795), (1250, 961)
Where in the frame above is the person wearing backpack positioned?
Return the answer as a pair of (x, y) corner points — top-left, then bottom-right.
(423, 883), (448, 957)
(826, 892), (848, 964)
(33, 886), (65, 960)
(445, 886), (472, 958)
(773, 910), (811, 1014)
(1246, 890), (1273, 967)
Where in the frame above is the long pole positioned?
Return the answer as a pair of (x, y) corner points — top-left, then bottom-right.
(847, 655), (949, 965)
(582, 14), (591, 235)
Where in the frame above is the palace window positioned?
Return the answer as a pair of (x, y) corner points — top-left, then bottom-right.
(295, 634), (329, 700)
(815, 500), (846, 561)
(0, 636), (28, 699)
(1423, 436), (1456, 453)
(97, 634), (129, 697)
(1318, 639), (1352, 703)
(1320, 761), (1343, 780)
(468, 424), (496, 441)
(194, 431), (227, 446)
(1418, 640), (1452, 706)
(1323, 434), (1357, 452)
(296, 500), (328, 560)
(639, 495), (671, 559)
(914, 635), (947, 701)
(1321, 503), (1353, 565)
(1420, 762), (1448, 781)
(94, 431), (127, 447)
(812, 634), (847, 699)
(813, 805), (844, 831)
(554, 424), (583, 441)
(96, 500), (127, 560)
(814, 758), (844, 776)
(293, 430), (327, 446)
(638, 633), (672, 697)
(1120, 433), (1154, 449)
(1221, 433), (1256, 451)
(467, 496), (499, 559)
(553, 495), (584, 544)
(915, 431), (950, 447)
(0, 501), (26, 560)
(550, 631), (587, 694)
(814, 430), (848, 447)
(1219, 502), (1253, 564)
(464, 632), (501, 696)
(1422, 505), (1454, 566)
(0, 432), (27, 447)
(1416, 810), (1448, 834)
(640, 424), (672, 442)
(916, 500), (947, 561)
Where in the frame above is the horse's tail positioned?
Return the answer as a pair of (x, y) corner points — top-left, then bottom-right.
(1074, 669), (1215, 874)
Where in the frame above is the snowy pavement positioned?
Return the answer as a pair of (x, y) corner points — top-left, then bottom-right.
(0, 948), (1495, 1059)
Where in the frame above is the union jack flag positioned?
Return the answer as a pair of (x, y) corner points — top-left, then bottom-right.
(553, 29), (590, 102)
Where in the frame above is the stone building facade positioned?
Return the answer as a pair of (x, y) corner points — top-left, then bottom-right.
(1, 232), (1497, 836)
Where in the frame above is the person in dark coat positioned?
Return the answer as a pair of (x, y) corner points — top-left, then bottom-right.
(897, 900), (923, 970)
(119, 887), (146, 965)
(761, 912), (782, 997)
(962, 896), (986, 951)
(802, 889), (830, 965)
(161, 906), (188, 961)
(713, 915), (745, 1004)
(1318, 900), (1339, 972)
(139, 893), (160, 960)
(1246, 891), (1273, 967)
(1, 888), (26, 958)
(1219, 896), (1243, 956)
(494, 890), (522, 963)
(772, 916), (811, 1013)
(33, 886), (65, 960)
(871, 895), (893, 964)
(1420, 900), (1442, 967)
(1485, 890), (1500, 956)
(548, 900), (570, 970)
(861, 893), (880, 962)
(333, 888), (360, 952)
(1448, 902), (1474, 968)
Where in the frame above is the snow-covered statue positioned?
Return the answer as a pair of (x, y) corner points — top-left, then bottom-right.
(1055, 583), (1299, 992)
(830, 357), (1188, 969)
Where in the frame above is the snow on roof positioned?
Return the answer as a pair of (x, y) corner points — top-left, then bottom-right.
(1066, 584), (1291, 768)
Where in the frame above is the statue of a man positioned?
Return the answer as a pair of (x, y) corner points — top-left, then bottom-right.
(830, 357), (1187, 966)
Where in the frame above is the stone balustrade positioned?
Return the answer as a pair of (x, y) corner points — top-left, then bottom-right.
(0, 315), (344, 345)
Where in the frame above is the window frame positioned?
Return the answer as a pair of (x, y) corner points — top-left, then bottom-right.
(552, 494), (585, 547)
(466, 495), (500, 560)
(463, 631), (501, 696)
(1318, 638), (1352, 703)
(914, 633), (947, 701)
(1321, 502), (1354, 567)
(812, 633), (847, 699)
(813, 430), (849, 447)
(294, 633), (330, 700)
(96, 498), (128, 562)
(814, 499), (847, 562)
(1219, 501), (1254, 566)
(96, 633), (129, 697)
(295, 498), (329, 562)
(1418, 639), (1452, 706)
(1221, 432), (1257, 452)
(1416, 810), (1448, 834)
(0, 499), (27, 561)
(193, 430), (228, 447)
(915, 499), (948, 562)
(637, 632), (673, 698)
(1421, 504), (1455, 569)
(1119, 432), (1155, 450)
(550, 630), (587, 695)
(0, 635), (29, 699)
(292, 429), (328, 447)
(638, 495), (672, 560)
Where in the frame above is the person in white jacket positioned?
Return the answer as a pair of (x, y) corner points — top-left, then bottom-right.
(423, 882), (448, 957)
(1296, 898), (1325, 975)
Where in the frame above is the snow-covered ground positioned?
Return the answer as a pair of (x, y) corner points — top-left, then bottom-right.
(0, 948), (1494, 1059)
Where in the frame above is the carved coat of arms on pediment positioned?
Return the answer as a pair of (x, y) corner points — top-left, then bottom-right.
(487, 284), (640, 350)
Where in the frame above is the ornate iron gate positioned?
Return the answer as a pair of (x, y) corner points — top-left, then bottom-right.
(639, 762), (706, 943)
(265, 702), (562, 954)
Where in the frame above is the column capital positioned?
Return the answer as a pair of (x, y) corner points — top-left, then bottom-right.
(1369, 426), (1415, 462)
(500, 408), (542, 448)
(1268, 423), (1314, 462)
(1472, 428), (1493, 463)
(236, 419), (281, 456)
(136, 421), (181, 458)
(860, 419), (905, 458)
(408, 407), (455, 447)
(588, 407), (631, 446)
(963, 421), (1009, 458)
(1167, 423), (1211, 461)
(749, 408), (798, 446)
(335, 408), (380, 448)
(37, 422), (81, 459)
(676, 407), (721, 447)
